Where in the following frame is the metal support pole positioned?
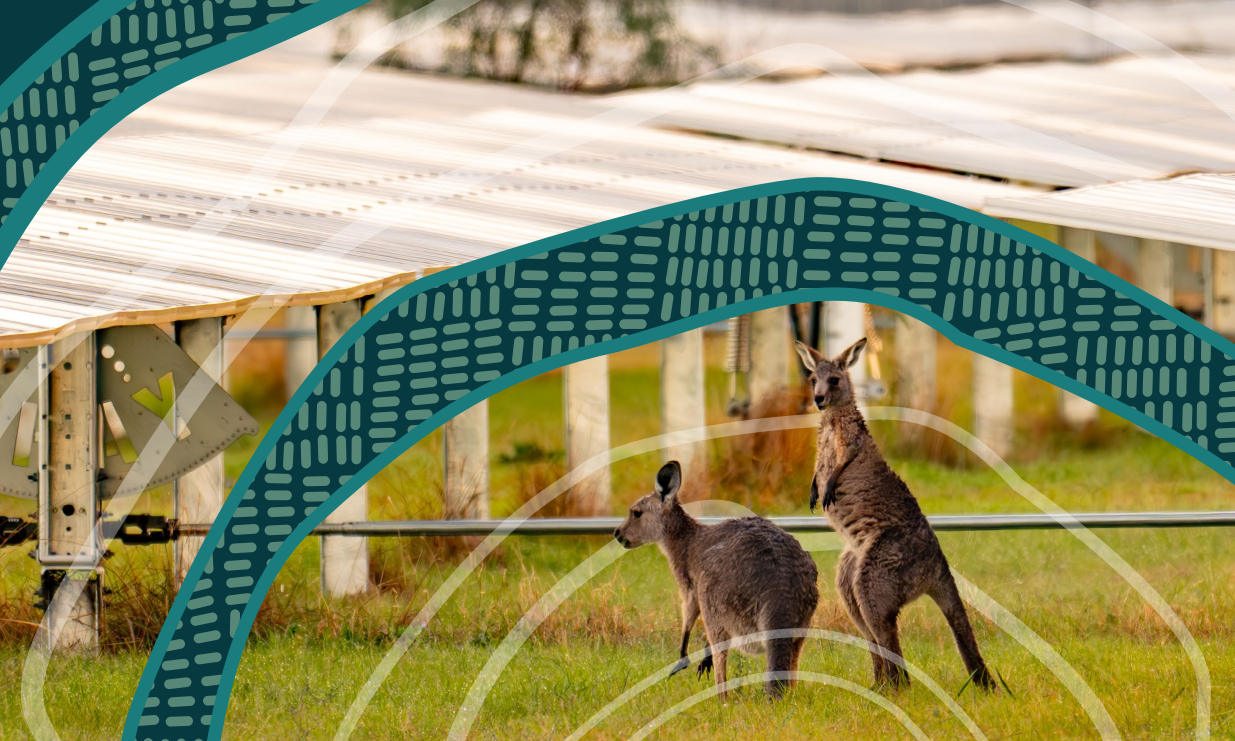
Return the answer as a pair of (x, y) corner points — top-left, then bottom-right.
(179, 509), (1235, 537)
(316, 301), (368, 596)
(1203, 247), (1215, 330)
(1136, 239), (1174, 307)
(973, 353), (1014, 461)
(283, 306), (317, 401)
(39, 333), (101, 651)
(1060, 228), (1099, 426)
(443, 401), (490, 520)
(894, 314), (936, 413)
(825, 302), (868, 392)
(661, 329), (707, 481)
(173, 318), (224, 585)
(1207, 249), (1235, 335)
(362, 286), (402, 315)
(564, 355), (610, 516)
(747, 308), (791, 413)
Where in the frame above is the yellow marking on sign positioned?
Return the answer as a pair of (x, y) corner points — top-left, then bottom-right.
(11, 401), (36, 467)
(101, 401), (138, 464)
(130, 372), (191, 440)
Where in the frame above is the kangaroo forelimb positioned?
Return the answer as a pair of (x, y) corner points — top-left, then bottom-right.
(812, 457), (853, 512)
(823, 457), (853, 510)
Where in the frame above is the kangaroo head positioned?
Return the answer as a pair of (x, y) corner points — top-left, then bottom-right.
(794, 337), (867, 410)
(614, 461), (682, 549)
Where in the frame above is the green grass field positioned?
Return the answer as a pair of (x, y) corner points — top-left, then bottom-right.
(1, 332), (1234, 739)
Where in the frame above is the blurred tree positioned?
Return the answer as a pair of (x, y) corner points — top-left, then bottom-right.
(345, 0), (714, 90)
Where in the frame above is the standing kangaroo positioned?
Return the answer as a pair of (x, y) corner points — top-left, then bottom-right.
(795, 337), (995, 690)
(614, 461), (819, 700)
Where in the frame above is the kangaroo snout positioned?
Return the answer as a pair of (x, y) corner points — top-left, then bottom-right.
(813, 395), (826, 408)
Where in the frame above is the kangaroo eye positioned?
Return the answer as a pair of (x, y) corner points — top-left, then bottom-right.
(632, 510), (642, 519)
(828, 376), (840, 387)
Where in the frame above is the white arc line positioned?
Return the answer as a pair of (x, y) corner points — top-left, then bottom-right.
(867, 406), (1207, 740)
(628, 671), (932, 741)
(337, 408), (1160, 741)
(329, 414), (824, 741)
(8, 1), (1227, 735)
(951, 570), (1120, 741)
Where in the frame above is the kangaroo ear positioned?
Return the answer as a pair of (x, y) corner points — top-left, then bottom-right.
(794, 341), (820, 371)
(655, 461), (682, 502)
(835, 337), (868, 369)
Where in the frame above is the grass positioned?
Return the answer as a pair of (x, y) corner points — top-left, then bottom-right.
(1, 324), (1234, 739)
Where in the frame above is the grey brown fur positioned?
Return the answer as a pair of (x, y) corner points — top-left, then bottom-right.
(795, 338), (995, 690)
(614, 461), (819, 700)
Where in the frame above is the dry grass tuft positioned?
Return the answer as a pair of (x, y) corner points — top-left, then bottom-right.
(0, 548), (176, 652)
(702, 391), (817, 511)
(101, 550), (177, 652)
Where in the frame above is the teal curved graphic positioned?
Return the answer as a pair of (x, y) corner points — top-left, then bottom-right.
(0, 0), (368, 248)
(122, 178), (1235, 740)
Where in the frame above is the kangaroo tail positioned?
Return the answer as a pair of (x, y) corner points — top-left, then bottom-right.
(766, 637), (797, 700)
(930, 574), (996, 690)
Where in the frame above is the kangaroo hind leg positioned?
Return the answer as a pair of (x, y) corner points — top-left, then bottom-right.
(854, 566), (909, 688)
(929, 574), (995, 690)
(838, 550), (883, 681)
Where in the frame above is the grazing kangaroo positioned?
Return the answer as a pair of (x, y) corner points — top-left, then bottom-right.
(795, 337), (995, 691)
(614, 461), (819, 700)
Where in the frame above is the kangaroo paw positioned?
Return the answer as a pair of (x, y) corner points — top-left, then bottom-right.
(668, 657), (691, 677)
(809, 479), (819, 512)
(696, 654), (714, 679)
(822, 481), (837, 510)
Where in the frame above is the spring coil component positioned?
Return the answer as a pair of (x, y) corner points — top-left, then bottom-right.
(725, 304), (886, 416)
(724, 314), (751, 417)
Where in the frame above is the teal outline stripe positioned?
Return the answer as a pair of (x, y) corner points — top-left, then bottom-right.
(120, 178), (1235, 739)
(0, 0), (370, 255)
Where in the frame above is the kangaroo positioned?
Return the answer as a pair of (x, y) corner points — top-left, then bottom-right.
(795, 337), (995, 691)
(614, 461), (819, 700)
